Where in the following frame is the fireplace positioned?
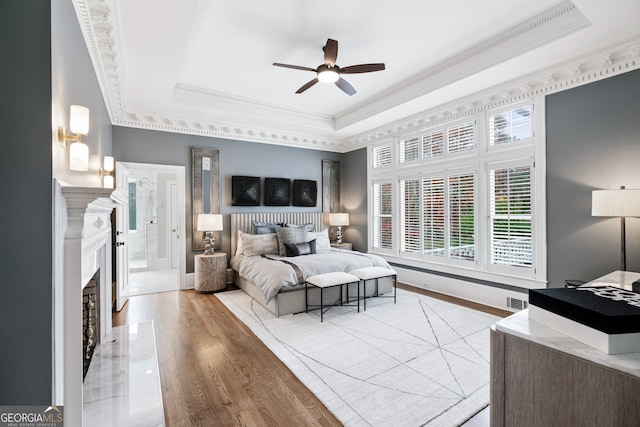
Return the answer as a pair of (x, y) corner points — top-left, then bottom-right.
(82, 270), (100, 379)
(53, 182), (126, 426)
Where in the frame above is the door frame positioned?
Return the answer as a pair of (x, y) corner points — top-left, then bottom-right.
(117, 161), (187, 291)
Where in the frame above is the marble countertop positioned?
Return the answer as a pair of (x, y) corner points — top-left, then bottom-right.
(494, 310), (640, 378)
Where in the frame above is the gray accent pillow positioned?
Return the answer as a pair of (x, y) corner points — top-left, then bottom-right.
(286, 223), (315, 232)
(284, 239), (316, 257)
(241, 233), (279, 256)
(275, 226), (307, 256)
(252, 221), (282, 235)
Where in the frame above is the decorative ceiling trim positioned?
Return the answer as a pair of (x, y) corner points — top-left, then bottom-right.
(73, 1), (639, 154)
(340, 35), (640, 152)
(334, 0), (590, 130)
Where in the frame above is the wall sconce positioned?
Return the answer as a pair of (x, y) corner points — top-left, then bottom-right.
(329, 212), (350, 244)
(99, 156), (115, 188)
(58, 105), (90, 171)
(197, 214), (223, 255)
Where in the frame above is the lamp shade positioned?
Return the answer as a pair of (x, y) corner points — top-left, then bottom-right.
(69, 105), (90, 135)
(69, 142), (89, 171)
(329, 212), (350, 226)
(197, 213), (223, 231)
(592, 189), (640, 217)
(103, 156), (114, 172)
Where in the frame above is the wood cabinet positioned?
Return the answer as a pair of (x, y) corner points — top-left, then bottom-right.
(490, 311), (640, 427)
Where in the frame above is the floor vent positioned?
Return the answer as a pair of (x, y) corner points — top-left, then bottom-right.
(506, 297), (528, 311)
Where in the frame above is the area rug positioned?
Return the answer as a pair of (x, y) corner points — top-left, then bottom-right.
(216, 288), (500, 426)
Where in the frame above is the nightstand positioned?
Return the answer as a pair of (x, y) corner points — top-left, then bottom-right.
(195, 252), (227, 293)
(330, 242), (353, 251)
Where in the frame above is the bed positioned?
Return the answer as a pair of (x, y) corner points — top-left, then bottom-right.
(230, 212), (394, 317)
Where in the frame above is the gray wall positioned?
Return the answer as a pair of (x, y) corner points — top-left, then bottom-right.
(113, 126), (345, 271)
(0, 1), (52, 404)
(546, 69), (640, 287)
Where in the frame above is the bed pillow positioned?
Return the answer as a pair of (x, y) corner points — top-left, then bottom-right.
(306, 229), (331, 252)
(252, 221), (283, 235)
(286, 223), (315, 232)
(241, 232), (279, 256)
(284, 239), (317, 257)
(275, 226), (307, 256)
(236, 230), (245, 256)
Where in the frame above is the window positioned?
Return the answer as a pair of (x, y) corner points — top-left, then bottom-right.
(447, 121), (475, 153)
(490, 164), (532, 267)
(490, 105), (532, 146)
(372, 144), (392, 168)
(423, 176), (445, 257)
(448, 172), (475, 261)
(400, 178), (420, 253)
(372, 181), (393, 250)
(368, 99), (542, 287)
(400, 137), (420, 163)
(422, 130), (444, 159)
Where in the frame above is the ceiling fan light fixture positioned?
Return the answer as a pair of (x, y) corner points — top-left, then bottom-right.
(317, 66), (339, 83)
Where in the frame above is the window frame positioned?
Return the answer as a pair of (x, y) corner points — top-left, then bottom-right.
(368, 96), (546, 289)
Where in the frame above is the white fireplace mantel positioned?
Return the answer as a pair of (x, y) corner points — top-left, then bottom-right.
(53, 181), (126, 427)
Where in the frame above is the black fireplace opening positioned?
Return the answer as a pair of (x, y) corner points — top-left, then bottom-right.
(82, 270), (100, 380)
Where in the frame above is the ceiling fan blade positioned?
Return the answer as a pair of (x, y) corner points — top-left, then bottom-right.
(340, 63), (386, 74)
(323, 38), (338, 66)
(296, 78), (319, 94)
(273, 63), (317, 72)
(335, 77), (356, 96)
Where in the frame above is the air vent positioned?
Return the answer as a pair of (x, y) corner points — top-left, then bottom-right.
(507, 297), (528, 311)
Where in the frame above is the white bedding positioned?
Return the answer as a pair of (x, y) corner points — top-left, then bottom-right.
(230, 249), (392, 303)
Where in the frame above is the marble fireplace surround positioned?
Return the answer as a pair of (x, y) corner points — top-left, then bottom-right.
(53, 181), (126, 426)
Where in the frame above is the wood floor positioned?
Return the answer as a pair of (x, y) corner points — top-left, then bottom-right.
(113, 284), (511, 426)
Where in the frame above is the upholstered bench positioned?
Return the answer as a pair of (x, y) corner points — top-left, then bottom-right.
(349, 267), (397, 311)
(305, 272), (360, 322)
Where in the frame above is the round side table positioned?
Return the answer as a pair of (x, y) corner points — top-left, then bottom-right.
(195, 252), (227, 293)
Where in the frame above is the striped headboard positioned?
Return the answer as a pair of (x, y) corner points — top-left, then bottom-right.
(231, 212), (326, 256)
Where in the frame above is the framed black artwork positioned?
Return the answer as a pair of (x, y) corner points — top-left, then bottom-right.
(265, 178), (290, 206)
(232, 176), (261, 206)
(292, 179), (317, 207)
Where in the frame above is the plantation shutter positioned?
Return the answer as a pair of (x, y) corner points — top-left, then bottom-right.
(423, 176), (445, 256)
(489, 105), (532, 146)
(447, 121), (475, 153)
(372, 144), (392, 168)
(448, 172), (475, 261)
(400, 137), (420, 163)
(490, 165), (532, 267)
(373, 182), (393, 249)
(400, 178), (421, 252)
(422, 130), (444, 159)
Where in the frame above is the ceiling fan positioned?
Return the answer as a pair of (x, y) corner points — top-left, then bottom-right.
(273, 38), (385, 96)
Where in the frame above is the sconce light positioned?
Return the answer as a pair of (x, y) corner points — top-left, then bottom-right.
(99, 156), (115, 188)
(58, 105), (90, 171)
(329, 212), (350, 244)
(197, 214), (223, 255)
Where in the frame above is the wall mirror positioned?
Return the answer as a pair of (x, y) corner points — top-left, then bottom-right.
(192, 147), (220, 251)
(322, 160), (340, 230)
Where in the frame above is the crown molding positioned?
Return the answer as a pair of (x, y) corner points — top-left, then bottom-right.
(73, 0), (640, 154)
(340, 34), (640, 152)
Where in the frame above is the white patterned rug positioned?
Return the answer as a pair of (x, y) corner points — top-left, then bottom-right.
(216, 288), (499, 427)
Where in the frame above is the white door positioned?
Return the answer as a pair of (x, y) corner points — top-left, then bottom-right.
(169, 182), (179, 269)
(115, 162), (130, 311)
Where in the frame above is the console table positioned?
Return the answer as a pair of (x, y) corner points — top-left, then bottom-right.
(490, 310), (640, 426)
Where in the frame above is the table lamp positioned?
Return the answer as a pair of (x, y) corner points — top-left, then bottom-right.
(197, 214), (223, 255)
(592, 186), (640, 271)
(329, 213), (350, 244)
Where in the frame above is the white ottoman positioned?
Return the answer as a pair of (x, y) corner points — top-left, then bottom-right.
(305, 272), (360, 322)
(349, 267), (397, 311)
